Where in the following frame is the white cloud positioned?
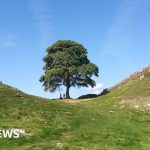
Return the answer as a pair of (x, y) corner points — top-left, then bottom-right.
(88, 83), (104, 94)
(88, 83), (103, 89)
(94, 90), (100, 95)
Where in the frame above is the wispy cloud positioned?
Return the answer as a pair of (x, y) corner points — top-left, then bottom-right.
(88, 83), (103, 94)
(31, 0), (53, 47)
(0, 34), (16, 47)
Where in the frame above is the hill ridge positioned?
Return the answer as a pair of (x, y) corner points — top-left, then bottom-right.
(109, 65), (150, 91)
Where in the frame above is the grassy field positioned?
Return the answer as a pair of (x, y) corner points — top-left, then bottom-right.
(0, 77), (150, 150)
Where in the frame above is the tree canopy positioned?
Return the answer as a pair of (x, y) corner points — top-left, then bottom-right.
(40, 40), (99, 98)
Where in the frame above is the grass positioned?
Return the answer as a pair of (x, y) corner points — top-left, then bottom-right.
(0, 77), (150, 150)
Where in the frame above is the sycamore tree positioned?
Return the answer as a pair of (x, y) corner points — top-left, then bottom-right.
(40, 40), (99, 98)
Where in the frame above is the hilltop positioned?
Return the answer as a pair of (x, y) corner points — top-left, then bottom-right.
(0, 66), (150, 149)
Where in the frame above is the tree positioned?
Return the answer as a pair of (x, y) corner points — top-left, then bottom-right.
(40, 40), (99, 99)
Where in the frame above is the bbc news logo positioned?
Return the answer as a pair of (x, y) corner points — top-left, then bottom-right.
(0, 129), (21, 139)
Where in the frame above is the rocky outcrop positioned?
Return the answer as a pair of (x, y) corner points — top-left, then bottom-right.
(109, 65), (150, 91)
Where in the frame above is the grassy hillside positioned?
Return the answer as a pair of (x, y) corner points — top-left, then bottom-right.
(0, 67), (150, 150)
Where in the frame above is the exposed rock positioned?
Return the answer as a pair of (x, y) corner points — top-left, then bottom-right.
(147, 104), (150, 107)
(120, 96), (150, 110)
(109, 111), (114, 113)
(109, 65), (150, 91)
(56, 142), (63, 149)
(140, 75), (144, 80)
(16, 93), (22, 97)
(133, 105), (139, 109)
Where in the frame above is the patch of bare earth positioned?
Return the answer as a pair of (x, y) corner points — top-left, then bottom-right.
(62, 132), (72, 140)
(60, 98), (94, 103)
(120, 96), (150, 110)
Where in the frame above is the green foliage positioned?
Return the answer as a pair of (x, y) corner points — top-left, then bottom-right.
(40, 40), (99, 98)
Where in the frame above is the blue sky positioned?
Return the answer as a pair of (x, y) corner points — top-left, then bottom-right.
(0, 0), (150, 98)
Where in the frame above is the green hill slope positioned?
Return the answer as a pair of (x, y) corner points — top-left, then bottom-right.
(0, 66), (150, 150)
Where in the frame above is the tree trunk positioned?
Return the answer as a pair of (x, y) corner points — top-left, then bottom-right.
(66, 85), (70, 99)
(65, 70), (70, 99)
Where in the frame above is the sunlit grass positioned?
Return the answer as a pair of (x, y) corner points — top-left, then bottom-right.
(0, 78), (150, 149)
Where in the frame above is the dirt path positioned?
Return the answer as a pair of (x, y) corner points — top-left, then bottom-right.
(60, 98), (95, 103)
